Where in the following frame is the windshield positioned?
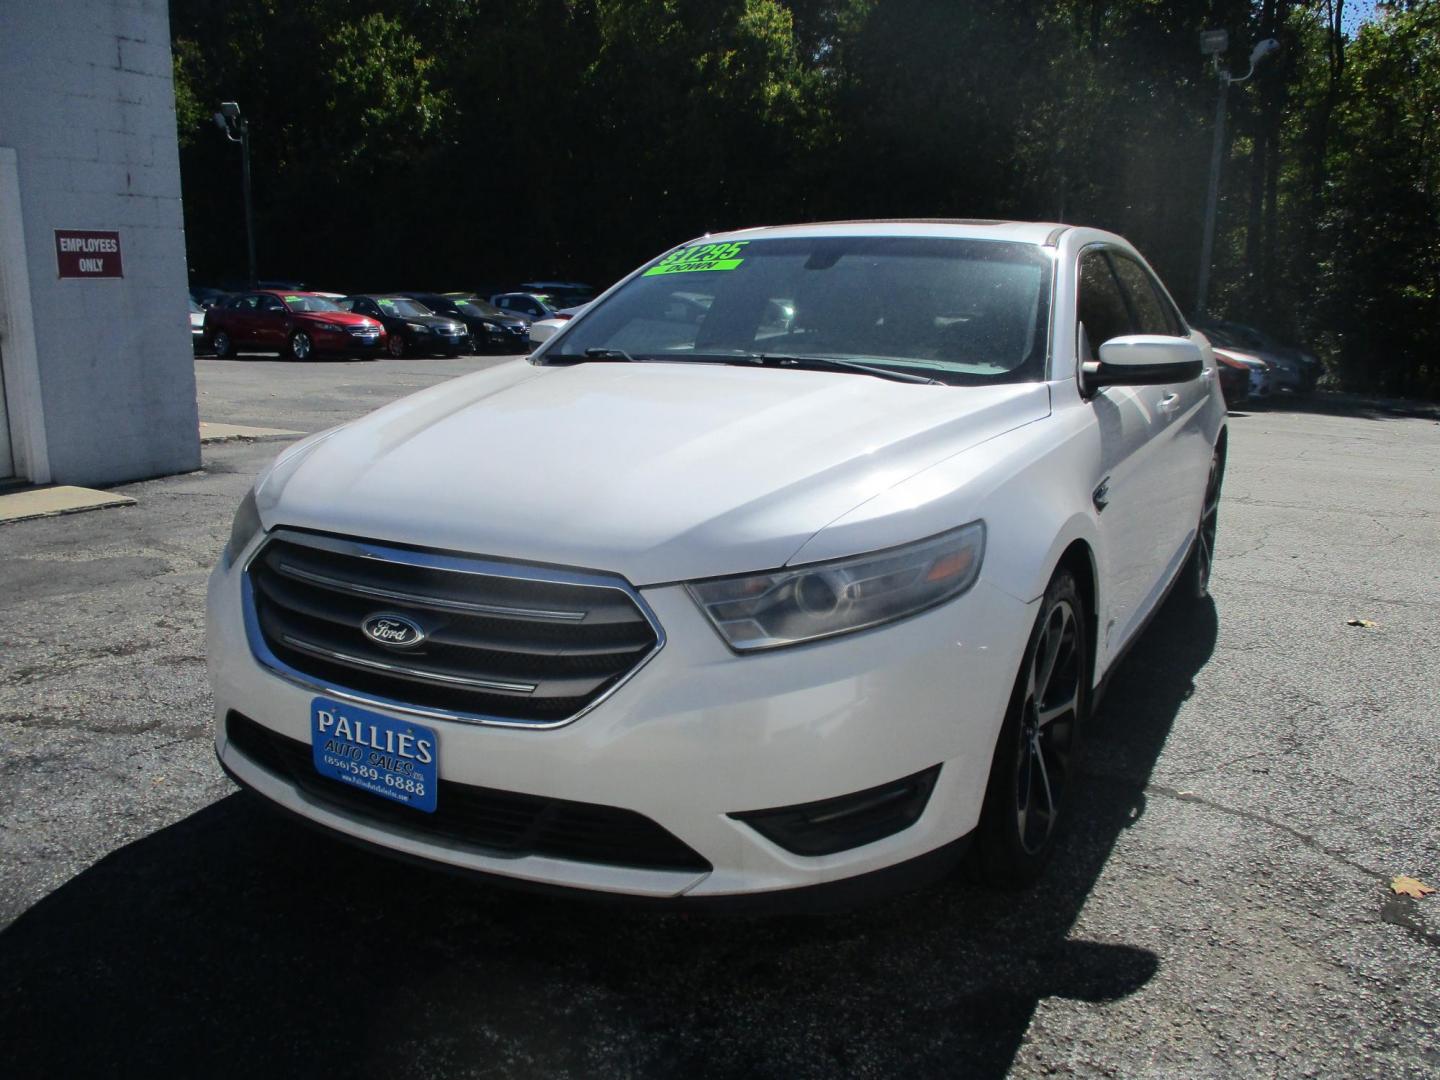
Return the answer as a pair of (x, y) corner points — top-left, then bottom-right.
(454, 298), (505, 317)
(283, 295), (342, 313)
(550, 236), (1052, 384)
(375, 297), (433, 317)
(188, 298), (203, 314)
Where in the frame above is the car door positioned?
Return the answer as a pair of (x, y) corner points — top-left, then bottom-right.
(1076, 248), (1175, 659)
(1108, 252), (1211, 579)
(225, 294), (261, 343)
(255, 294), (289, 349)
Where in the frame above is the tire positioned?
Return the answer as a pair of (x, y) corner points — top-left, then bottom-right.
(975, 568), (1089, 887)
(288, 330), (313, 361)
(1181, 443), (1225, 601)
(387, 333), (406, 359)
(211, 329), (235, 359)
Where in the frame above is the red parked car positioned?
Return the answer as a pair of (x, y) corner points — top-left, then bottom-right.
(205, 290), (385, 360)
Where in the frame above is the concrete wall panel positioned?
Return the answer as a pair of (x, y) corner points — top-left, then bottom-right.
(0, 0), (200, 486)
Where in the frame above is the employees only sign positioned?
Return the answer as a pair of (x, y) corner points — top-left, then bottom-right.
(55, 230), (123, 278)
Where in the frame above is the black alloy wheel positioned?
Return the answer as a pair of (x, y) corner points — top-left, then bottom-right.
(976, 568), (1089, 885)
(387, 332), (406, 359)
(288, 330), (313, 361)
(1185, 444), (1226, 600)
(211, 329), (234, 359)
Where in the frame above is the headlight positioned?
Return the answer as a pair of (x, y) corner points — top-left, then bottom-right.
(687, 522), (985, 651)
(226, 488), (263, 564)
(406, 322), (429, 333)
(314, 321), (341, 332)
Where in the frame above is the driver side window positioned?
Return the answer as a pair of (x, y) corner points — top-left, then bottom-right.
(1076, 252), (1133, 363)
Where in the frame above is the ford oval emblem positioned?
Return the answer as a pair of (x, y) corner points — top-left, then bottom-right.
(361, 612), (426, 649)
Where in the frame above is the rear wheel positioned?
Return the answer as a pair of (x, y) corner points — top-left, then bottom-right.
(288, 330), (313, 361)
(975, 568), (1089, 886)
(211, 329), (234, 359)
(387, 333), (406, 359)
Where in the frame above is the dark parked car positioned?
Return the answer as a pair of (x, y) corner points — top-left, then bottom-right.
(400, 292), (529, 353)
(339, 294), (468, 358)
(489, 291), (565, 325)
(205, 290), (385, 360)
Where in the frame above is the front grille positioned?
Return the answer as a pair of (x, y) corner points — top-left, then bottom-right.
(245, 532), (661, 725)
(226, 711), (710, 872)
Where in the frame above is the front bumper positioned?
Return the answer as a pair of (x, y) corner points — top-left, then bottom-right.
(206, 546), (1033, 899)
(310, 327), (383, 354)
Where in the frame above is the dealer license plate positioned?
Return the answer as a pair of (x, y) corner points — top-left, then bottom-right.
(311, 697), (437, 813)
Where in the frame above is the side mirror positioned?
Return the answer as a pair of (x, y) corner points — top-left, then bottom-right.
(1082, 335), (1203, 393)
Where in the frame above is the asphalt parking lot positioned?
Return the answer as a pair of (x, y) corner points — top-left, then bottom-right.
(1, 355), (1437, 1078)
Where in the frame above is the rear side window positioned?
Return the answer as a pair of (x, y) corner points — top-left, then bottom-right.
(1111, 255), (1182, 336)
(1076, 253), (1132, 361)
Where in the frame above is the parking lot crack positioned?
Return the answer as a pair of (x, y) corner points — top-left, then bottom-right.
(1145, 782), (1385, 882)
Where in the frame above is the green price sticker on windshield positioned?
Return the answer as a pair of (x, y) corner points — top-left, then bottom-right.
(644, 241), (749, 276)
(285, 295), (305, 303)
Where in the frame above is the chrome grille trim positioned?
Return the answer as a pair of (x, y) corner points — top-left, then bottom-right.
(277, 635), (539, 694)
(274, 561), (588, 621)
(241, 529), (667, 729)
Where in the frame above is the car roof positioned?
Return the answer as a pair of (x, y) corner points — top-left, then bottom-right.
(256, 288), (329, 299)
(699, 219), (1070, 246)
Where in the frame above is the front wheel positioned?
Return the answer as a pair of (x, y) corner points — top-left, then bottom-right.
(975, 568), (1089, 887)
(288, 330), (313, 361)
(211, 329), (235, 359)
(1182, 444), (1225, 600)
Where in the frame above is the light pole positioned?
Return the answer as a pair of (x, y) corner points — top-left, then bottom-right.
(1194, 33), (1280, 321)
(213, 101), (257, 289)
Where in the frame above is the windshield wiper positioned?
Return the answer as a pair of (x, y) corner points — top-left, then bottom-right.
(749, 353), (940, 385)
(582, 347), (638, 362)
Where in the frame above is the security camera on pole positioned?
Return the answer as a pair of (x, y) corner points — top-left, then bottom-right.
(1194, 33), (1281, 321)
(212, 101), (257, 290)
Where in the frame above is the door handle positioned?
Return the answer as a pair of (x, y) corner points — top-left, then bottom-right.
(1157, 393), (1180, 414)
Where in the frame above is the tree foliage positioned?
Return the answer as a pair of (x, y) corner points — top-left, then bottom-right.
(171, 0), (1440, 397)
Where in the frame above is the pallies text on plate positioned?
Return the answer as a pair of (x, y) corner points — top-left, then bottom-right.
(316, 708), (434, 764)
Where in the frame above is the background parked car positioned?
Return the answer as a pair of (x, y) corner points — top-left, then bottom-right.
(339, 294), (468, 358)
(189, 297), (209, 353)
(1212, 345), (1272, 403)
(400, 292), (529, 353)
(490, 292), (565, 325)
(527, 304), (589, 348)
(517, 280), (597, 307)
(190, 285), (231, 310)
(205, 290), (385, 360)
(1198, 320), (1319, 396)
(1211, 348), (1252, 407)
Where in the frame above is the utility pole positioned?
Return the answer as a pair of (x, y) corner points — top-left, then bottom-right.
(213, 102), (257, 289)
(1194, 33), (1280, 322)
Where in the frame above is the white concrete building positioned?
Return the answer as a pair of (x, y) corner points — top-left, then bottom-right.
(0, 0), (199, 488)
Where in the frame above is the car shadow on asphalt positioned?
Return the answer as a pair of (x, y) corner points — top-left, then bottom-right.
(0, 596), (1218, 1080)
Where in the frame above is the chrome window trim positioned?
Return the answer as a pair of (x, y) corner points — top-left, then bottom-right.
(241, 528), (667, 730)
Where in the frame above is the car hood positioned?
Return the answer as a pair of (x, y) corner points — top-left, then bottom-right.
(399, 313), (465, 331)
(258, 361), (1051, 585)
(293, 310), (380, 329)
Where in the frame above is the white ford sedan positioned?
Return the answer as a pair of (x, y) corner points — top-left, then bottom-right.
(207, 220), (1226, 905)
